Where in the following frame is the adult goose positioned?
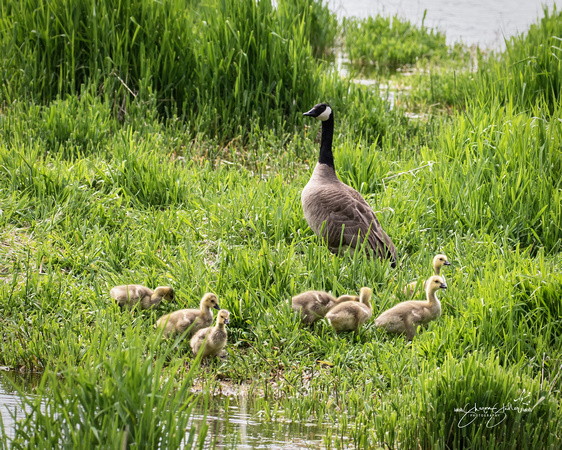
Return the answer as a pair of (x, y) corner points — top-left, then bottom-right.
(302, 103), (397, 266)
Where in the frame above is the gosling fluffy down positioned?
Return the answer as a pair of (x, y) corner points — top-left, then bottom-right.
(376, 275), (447, 340)
(110, 284), (174, 310)
(291, 290), (360, 325)
(156, 293), (220, 337)
(325, 287), (373, 332)
(404, 254), (450, 298)
(190, 309), (230, 358)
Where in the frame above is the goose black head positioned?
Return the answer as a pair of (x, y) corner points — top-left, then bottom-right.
(303, 103), (333, 121)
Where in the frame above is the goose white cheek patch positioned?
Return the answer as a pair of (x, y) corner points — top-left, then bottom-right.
(317, 106), (332, 121)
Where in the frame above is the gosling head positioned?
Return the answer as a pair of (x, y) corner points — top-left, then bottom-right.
(217, 309), (230, 326)
(154, 286), (174, 301)
(433, 254), (451, 271)
(427, 275), (447, 294)
(201, 293), (220, 310)
(303, 103), (333, 122)
(359, 287), (372, 305)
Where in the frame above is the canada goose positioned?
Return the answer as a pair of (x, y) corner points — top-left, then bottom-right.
(376, 275), (447, 340)
(291, 290), (360, 325)
(110, 284), (174, 310)
(404, 254), (450, 298)
(325, 287), (373, 332)
(302, 103), (397, 267)
(156, 293), (220, 337)
(190, 309), (230, 358)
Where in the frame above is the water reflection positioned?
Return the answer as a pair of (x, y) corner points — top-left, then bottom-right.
(0, 368), (42, 441)
(0, 370), (331, 449)
(190, 396), (330, 449)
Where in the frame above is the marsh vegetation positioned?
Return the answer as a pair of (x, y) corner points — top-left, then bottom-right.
(0, 0), (561, 448)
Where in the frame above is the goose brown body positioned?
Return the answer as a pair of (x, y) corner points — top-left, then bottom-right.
(110, 284), (174, 310)
(291, 290), (359, 324)
(302, 103), (397, 266)
(156, 293), (220, 337)
(190, 309), (230, 358)
(325, 287), (373, 332)
(376, 275), (447, 340)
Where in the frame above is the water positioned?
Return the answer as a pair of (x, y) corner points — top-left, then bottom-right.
(0, 370), (331, 448)
(0, 368), (40, 442)
(330, 0), (558, 49)
(192, 397), (331, 449)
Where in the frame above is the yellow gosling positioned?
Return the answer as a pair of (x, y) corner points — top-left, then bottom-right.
(376, 275), (447, 341)
(291, 290), (359, 325)
(325, 287), (373, 332)
(190, 309), (230, 358)
(404, 254), (450, 298)
(156, 293), (219, 338)
(110, 284), (174, 310)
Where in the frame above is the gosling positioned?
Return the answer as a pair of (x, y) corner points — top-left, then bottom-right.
(110, 284), (174, 310)
(190, 309), (230, 358)
(376, 275), (447, 341)
(291, 290), (360, 325)
(404, 254), (450, 298)
(325, 287), (373, 332)
(156, 293), (220, 337)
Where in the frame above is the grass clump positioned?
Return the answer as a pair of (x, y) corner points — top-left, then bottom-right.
(0, 0), (340, 141)
(343, 13), (461, 71)
(9, 332), (203, 448)
(374, 351), (559, 449)
(410, 6), (562, 115)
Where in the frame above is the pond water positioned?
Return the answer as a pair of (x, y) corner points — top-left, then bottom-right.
(330, 0), (558, 49)
(191, 397), (334, 449)
(0, 370), (333, 448)
(0, 368), (40, 442)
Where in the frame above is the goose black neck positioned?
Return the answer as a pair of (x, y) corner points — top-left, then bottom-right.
(318, 114), (334, 169)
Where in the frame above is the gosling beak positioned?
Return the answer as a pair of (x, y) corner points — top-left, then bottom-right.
(440, 283), (448, 289)
(444, 260), (451, 266)
(224, 318), (230, 325)
(214, 304), (220, 310)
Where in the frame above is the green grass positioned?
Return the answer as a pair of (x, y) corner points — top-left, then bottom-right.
(343, 12), (470, 72)
(406, 6), (562, 116)
(0, 0), (338, 142)
(0, 2), (561, 449)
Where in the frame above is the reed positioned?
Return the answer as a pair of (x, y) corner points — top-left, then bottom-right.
(8, 330), (202, 448)
(343, 13), (461, 70)
(0, 0), (340, 142)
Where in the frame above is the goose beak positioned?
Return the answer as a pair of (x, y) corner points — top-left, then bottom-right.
(303, 108), (316, 117)
(440, 283), (448, 289)
(214, 304), (220, 310)
(444, 260), (451, 266)
(224, 318), (230, 325)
